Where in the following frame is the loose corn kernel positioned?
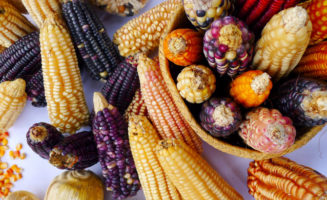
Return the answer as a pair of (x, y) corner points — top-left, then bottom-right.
(9, 151), (14, 159)
(0, 163), (8, 169)
(15, 143), (22, 151)
(20, 153), (26, 160)
(1, 139), (8, 146)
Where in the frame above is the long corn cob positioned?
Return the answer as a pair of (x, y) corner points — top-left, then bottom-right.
(307, 0), (327, 44)
(25, 69), (46, 107)
(138, 54), (202, 153)
(62, 0), (120, 81)
(40, 14), (89, 134)
(124, 89), (148, 122)
(0, 0), (35, 47)
(128, 115), (182, 200)
(113, 0), (182, 57)
(156, 139), (244, 200)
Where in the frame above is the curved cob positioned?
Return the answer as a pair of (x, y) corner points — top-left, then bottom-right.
(156, 139), (243, 200)
(307, 0), (327, 44)
(88, 0), (148, 16)
(40, 14), (89, 134)
(25, 69), (46, 107)
(124, 89), (148, 122)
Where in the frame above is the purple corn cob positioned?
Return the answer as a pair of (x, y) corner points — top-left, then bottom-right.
(200, 97), (242, 137)
(203, 16), (255, 77)
(26, 122), (64, 159)
(272, 78), (327, 127)
(25, 69), (46, 107)
(92, 92), (140, 200)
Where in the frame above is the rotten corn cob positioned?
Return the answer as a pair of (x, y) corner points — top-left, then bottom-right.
(124, 89), (148, 122)
(307, 0), (327, 44)
(25, 69), (46, 107)
(89, 0), (148, 16)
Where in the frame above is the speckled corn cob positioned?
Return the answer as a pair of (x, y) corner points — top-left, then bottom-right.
(128, 115), (182, 200)
(307, 0), (327, 44)
(26, 122), (64, 159)
(89, 0), (148, 16)
(252, 6), (312, 81)
(40, 14), (89, 134)
(138, 54), (202, 153)
(113, 0), (182, 57)
(156, 139), (244, 200)
(272, 77), (327, 127)
(248, 157), (327, 200)
(62, 0), (120, 81)
(124, 89), (148, 122)
(25, 69), (46, 107)
(0, 0), (35, 47)
(93, 92), (140, 199)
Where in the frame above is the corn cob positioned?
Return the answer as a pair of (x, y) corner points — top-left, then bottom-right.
(40, 14), (89, 134)
(124, 89), (148, 122)
(138, 54), (202, 153)
(307, 0), (327, 44)
(113, 0), (182, 57)
(128, 115), (182, 200)
(88, 0), (148, 16)
(62, 0), (120, 81)
(92, 92), (140, 199)
(5, 0), (27, 13)
(0, 0), (35, 47)
(248, 157), (327, 200)
(26, 122), (64, 159)
(0, 45), (5, 53)
(252, 6), (312, 81)
(25, 69), (46, 107)
(156, 139), (244, 200)
(0, 79), (27, 132)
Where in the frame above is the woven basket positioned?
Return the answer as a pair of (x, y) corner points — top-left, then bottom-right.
(158, 6), (324, 160)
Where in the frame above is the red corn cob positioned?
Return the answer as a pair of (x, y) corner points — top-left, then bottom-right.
(307, 0), (327, 44)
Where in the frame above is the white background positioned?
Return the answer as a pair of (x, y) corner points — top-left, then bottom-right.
(5, 0), (327, 199)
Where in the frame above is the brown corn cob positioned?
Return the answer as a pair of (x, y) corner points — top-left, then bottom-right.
(138, 54), (202, 153)
(124, 89), (148, 122)
(248, 157), (327, 200)
(113, 0), (182, 57)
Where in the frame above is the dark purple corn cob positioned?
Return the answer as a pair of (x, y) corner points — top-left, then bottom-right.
(92, 92), (140, 200)
(49, 130), (98, 170)
(26, 122), (64, 159)
(271, 78), (327, 127)
(25, 69), (46, 107)
(62, 0), (120, 81)
(200, 97), (242, 137)
(203, 16), (255, 77)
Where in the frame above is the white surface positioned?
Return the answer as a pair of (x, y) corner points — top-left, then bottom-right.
(6, 1), (327, 199)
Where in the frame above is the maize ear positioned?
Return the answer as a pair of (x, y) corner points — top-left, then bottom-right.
(5, 0), (27, 13)
(25, 69), (46, 107)
(307, 0), (327, 44)
(0, 45), (5, 53)
(124, 89), (148, 122)
(88, 0), (148, 16)
(40, 14), (89, 134)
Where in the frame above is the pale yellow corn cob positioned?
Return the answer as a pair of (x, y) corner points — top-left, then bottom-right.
(0, 79), (27, 132)
(40, 14), (89, 134)
(156, 139), (244, 200)
(252, 6), (312, 81)
(0, 1), (35, 47)
(128, 115), (182, 200)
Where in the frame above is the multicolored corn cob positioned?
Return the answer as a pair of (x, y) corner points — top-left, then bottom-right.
(138, 54), (202, 153)
(89, 0), (148, 16)
(248, 157), (327, 200)
(272, 77), (327, 127)
(25, 69), (46, 107)
(203, 16), (255, 77)
(62, 0), (120, 81)
(124, 89), (148, 122)
(307, 0), (327, 44)
(239, 107), (296, 153)
(26, 122), (64, 159)
(252, 6), (312, 81)
(93, 92), (140, 199)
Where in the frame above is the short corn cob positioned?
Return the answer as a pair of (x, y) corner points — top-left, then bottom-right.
(252, 6), (312, 81)
(88, 0), (148, 16)
(248, 157), (327, 200)
(156, 139), (244, 200)
(0, 0), (35, 47)
(62, 0), (120, 81)
(113, 0), (182, 57)
(124, 89), (148, 122)
(307, 0), (327, 44)
(40, 14), (89, 134)
(128, 115), (182, 200)
(138, 54), (202, 153)
(26, 122), (64, 159)
(25, 69), (46, 107)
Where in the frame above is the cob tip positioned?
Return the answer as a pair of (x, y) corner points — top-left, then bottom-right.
(5, 79), (26, 97)
(168, 36), (187, 55)
(41, 13), (64, 29)
(93, 92), (109, 113)
(301, 90), (327, 118)
(251, 72), (271, 95)
(212, 104), (235, 127)
(282, 6), (309, 33)
(28, 126), (49, 142)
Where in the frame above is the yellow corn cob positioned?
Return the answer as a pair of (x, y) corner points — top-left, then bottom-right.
(138, 54), (202, 153)
(128, 115), (182, 200)
(5, 0), (27, 13)
(113, 0), (182, 57)
(252, 6), (312, 81)
(248, 157), (327, 200)
(0, 79), (27, 132)
(156, 139), (244, 200)
(40, 14), (89, 134)
(0, 0), (35, 47)
(124, 89), (148, 122)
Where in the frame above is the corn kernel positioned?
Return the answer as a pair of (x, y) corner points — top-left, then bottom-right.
(20, 153), (26, 160)
(9, 151), (15, 159)
(13, 151), (20, 158)
(1, 138), (8, 146)
(0, 163), (8, 169)
(15, 143), (22, 151)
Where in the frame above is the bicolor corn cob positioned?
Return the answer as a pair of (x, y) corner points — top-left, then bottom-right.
(307, 0), (327, 44)
(25, 69), (46, 107)
(113, 0), (182, 57)
(40, 14), (89, 134)
(272, 77), (327, 127)
(49, 131), (98, 170)
(128, 115), (182, 200)
(0, 0), (35, 47)
(124, 89), (148, 122)
(138, 54), (202, 153)
(248, 157), (327, 200)
(0, 79), (27, 132)
(252, 6), (312, 81)
(26, 122), (64, 159)
(156, 139), (244, 200)
(62, 0), (120, 81)
(93, 92), (140, 199)
(88, 0), (148, 16)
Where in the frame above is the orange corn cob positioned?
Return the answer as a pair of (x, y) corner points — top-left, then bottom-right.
(124, 89), (148, 122)
(307, 0), (327, 44)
